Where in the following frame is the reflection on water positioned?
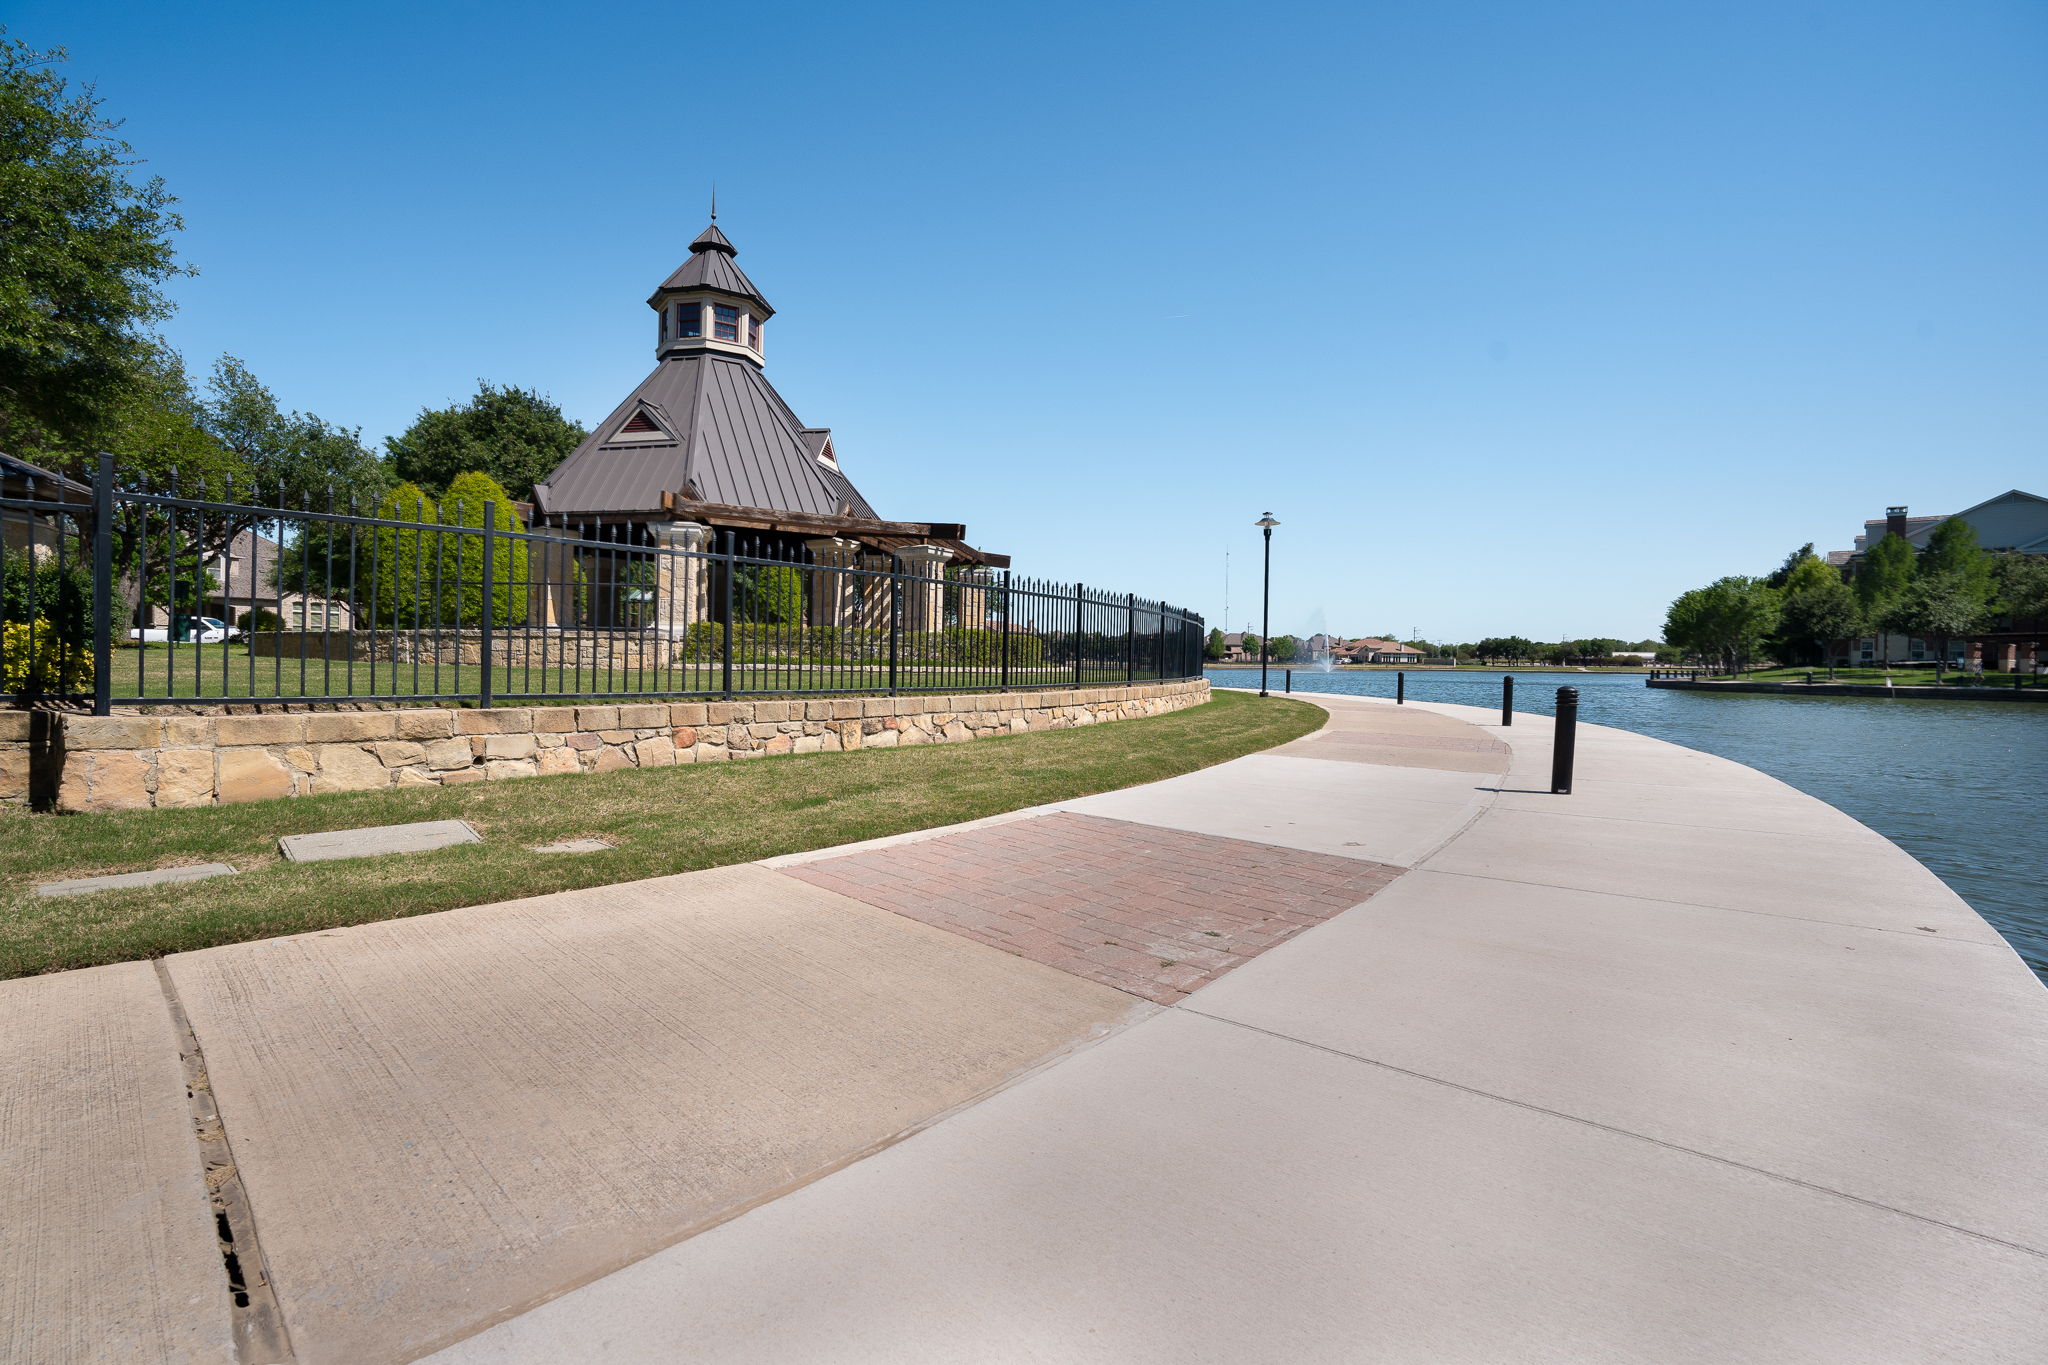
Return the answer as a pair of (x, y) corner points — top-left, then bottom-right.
(1209, 668), (2048, 983)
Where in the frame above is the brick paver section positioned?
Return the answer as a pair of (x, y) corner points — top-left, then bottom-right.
(781, 813), (1406, 1004)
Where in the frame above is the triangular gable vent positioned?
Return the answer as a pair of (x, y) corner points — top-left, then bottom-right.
(608, 406), (673, 444)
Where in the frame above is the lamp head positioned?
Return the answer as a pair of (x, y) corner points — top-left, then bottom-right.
(1255, 513), (1280, 530)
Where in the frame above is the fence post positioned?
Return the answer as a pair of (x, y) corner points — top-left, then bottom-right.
(1073, 582), (1085, 688)
(720, 531), (736, 700)
(1284, 668), (1291, 693)
(1396, 670), (1405, 704)
(90, 453), (114, 715)
(479, 505), (497, 708)
(1551, 686), (1578, 795)
(1126, 592), (1136, 684)
(998, 570), (1011, 692)
(1502, 673), (1514, 725)
(887, 552), (902, 696)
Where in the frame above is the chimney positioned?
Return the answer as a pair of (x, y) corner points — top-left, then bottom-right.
(1886, 506), (1908, 539)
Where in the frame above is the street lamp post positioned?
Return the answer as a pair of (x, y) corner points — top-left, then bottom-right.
(1256, 513), (1280, 696)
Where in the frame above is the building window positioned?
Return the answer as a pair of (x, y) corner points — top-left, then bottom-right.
(713, 304), (740, 341)
(675, 303), (701, 338)
(748, 315), (761, 349)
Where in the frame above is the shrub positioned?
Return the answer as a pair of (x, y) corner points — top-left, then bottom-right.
(1, 546), (93, 648)
(2, 619), (93, 698)
(243, 607), (284, 633)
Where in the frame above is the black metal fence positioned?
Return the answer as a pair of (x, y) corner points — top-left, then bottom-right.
(1, 456), (1205, 712)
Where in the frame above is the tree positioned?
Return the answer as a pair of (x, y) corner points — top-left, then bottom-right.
(1268, 634), (1298, 663)
(1664, 577), (1780, 671)
(741, 564), (804, 625)
(1856, 532), (1915, 610)
(1472, 636), (1536, 661)
(0, 30), (191, 458)
(387, 382), (588, 503)
(1919, 517), (1995, 606)
(439, 472), (529, 626)
(1992, 555), (2048, 624)
(1766, 543), (1816, 590)
(1776, 559), (1863, 667)
(1203, 627), (1226, 661)
(1240, 632), (1261, 659)
(358, 482), (439, 629)
(1879, 571), (1987, 669)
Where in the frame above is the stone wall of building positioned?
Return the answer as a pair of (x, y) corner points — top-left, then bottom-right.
(0, 680), (1210, 813)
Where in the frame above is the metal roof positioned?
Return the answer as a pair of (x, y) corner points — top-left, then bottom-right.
(535, 353), (879, 521)
(654, 222), (771, 315)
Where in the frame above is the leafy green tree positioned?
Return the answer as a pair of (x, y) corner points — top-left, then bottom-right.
(1855, 532), (1916, 610)
(1765, 543), (1816, 590)
(439, 472), (529, 626)
(1268, 635), (1299, 662)
(1919, 517), (1995, 606)
(1776, 558), (1863, 666)
(1240, 632), (1260, 659)
(1204, 627), (1226, 661)
(741, 564), (804, 625)
(1472, 636), (1536, 661)
(0, 30), (191, 458)
(1992, 554), (2048, 624)
(1878, 572), (1987, 669)
(1665, 577), (1780, 671)
(359, 482), (440, 629)
(387, 382), (588, 503)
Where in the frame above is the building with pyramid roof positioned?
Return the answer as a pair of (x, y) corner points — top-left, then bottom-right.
(533, 221), (1002, 569)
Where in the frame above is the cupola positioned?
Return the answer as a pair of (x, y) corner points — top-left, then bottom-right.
(648, 221), (774, 365)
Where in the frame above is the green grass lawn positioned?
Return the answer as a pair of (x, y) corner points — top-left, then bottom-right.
(0, 689), (1321, 979)
(104, 642), (1159, 703)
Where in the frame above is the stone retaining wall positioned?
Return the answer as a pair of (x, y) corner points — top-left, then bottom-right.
(0, 680), (1210, 812)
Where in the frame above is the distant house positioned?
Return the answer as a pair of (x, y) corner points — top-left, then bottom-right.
(1220, 632), (1253, 662)
(133, 528), (355, 633)
(0, 453), (90, 558)
(1341, 638), (1424, 664)
(1832, 491), (2048, 668)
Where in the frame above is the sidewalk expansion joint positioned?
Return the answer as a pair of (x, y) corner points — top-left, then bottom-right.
(152, 960), (297, 1365)
(1409, 867), (2013, 950)
(1176, 1005), (2047, 1261)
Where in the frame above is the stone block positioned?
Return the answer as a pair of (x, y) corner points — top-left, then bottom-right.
(484, 759), (539, 780)
(64, 715), (161, 750)
(898, 726), (928, 746)
(83, 751), (155, 810)
(805, 700), (831, 720)
(535, 732), (566, 748)
(155, 750), (217, 808)
(306, 713), (397, 743)
(861, 697), (893, 717)
(635, 736), (676, 767)
(670, 702), (709, 727)
(616, 704), (669, 729)
(214, 714), (306, 747)
(575, 706), (620, 731)
(311, 744), (392, 794)
(440, 768), (485, 785)
(393, 767), (439, 787)
(0, 746), (27, 801)
(279, 818), (480, 862)
(672, 726), (699, 749)
(159, 716), (215, 747)
(706, 702), (738, 725)
(396, 710), (457, 739)
(282, 746), (318, 773)
(422, 737), (473, 771)
(532, 707), (578, 733)
(0, 710), (27, 742)
(838, 723), (863, 750)
(593, 745), (634, 772)
(694, 743), (729, 762)
(598, 729), (636, 744)
(457, 708), (533, 735)
(863, 729), (897, 749)
(763, 734), (793, 755)
(536, 747), (581, 776)
(753, 701), (789, 722)
(834, 699), (869, 721)
(749, 722), (780, 740)
(218, 748), (296, 804)
(565, 732), (602, 751)
(480, 733), (537, 761)
(375, 741), (428, 768)
(792, 734), (827, 754)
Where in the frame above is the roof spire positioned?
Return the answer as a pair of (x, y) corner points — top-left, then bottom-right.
(710, 183), (717, 221)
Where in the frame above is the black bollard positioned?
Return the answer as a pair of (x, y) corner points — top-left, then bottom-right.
(1807, 671), (1815, 685)
(1285, 669), (1292, 693)
(1502, 674), (1514, 726)
(1551, 686), (1578, 795)
(1396, 671), (1405, 704)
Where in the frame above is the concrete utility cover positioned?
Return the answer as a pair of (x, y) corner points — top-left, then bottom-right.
(279, 819), (480, 863)
(527, 839), (614, 853)
(34, 862), (238, 897)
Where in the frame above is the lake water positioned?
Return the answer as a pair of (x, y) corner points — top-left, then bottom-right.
(1208, 667), (2048, 983)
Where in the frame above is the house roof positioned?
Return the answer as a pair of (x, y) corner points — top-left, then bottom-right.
(535, 352), (879, 522)
(653, 223), (772, 315)
(0, 452), (91, 503)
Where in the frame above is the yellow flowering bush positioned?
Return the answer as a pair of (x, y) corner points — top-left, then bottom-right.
(2, 619), (93, 698)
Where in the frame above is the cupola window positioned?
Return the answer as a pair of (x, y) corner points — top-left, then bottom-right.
(675, 303), (702, 338)
(748, 316), (761, 349)
(713, 304), (740, 342)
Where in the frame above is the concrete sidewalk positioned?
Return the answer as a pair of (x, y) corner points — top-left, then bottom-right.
(431, 695), (2048, 1364)
(7, 694), (2045, 1362)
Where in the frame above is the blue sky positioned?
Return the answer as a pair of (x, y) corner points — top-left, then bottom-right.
(15, 0), (2046, 642)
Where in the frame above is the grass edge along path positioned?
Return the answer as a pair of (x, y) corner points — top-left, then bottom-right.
(0, 691), (1322, 979)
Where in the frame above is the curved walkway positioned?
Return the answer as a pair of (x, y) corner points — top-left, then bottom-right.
(6, 696), (2044, 1363)
(434, 694), (2048, 1364)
